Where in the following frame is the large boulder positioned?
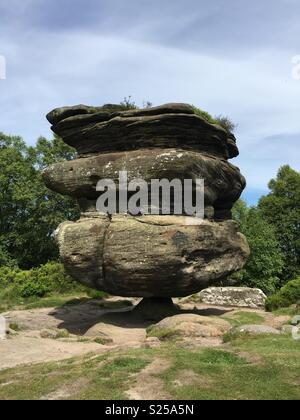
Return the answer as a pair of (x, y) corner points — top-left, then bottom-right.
(198, 287), (267, 309)
(55, 214), (250, 297)
(46, 103), (238, 158)
(148, 314), (231, 338)
(54, 215), (110, 289)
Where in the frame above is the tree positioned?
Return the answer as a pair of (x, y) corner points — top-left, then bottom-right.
(232, 200), (284, 294)
(34, 134), (77, 168)
(258, 165), (300, 282)
(0, 133), (79, 269)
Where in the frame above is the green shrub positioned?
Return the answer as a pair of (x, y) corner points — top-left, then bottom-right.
(192, 106), (218, 125)
(0, 262), (84, 299)
(192, 106), (235, 133)
(31, 262), (81, 295)
(266, 278), (300, 311)
(16, 270), (51, 298)
(0, 266), (18, 288)
(86, 289), (108, 299)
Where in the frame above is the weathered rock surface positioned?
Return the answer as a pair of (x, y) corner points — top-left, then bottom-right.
(291, 315), (300, 326)
(55, 214), (250, 297)
(281, 325), (294, 334)
(45, 102), (249, 302)
(143, 337), (162, 349)
(46, 103), (238, 158)
(43, 149), (245, 220)
(55, 215), (110, 289)
(149, 314), (231, 338)
(198, 287), (267, 309)
(233, 325), (281, 335)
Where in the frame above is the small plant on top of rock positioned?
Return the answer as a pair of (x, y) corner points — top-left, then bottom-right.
(192, 106), (235, 133)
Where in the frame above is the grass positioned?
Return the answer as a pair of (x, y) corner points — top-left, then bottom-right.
(272, 306), (300, 317)
(146, 326), (181, 341)
(192, 106), (219, 126)
(1, 333), (299, 400)
(0, 295), (299, 400)
(55, 329), (70, 339)
(0, 354), (149, 400)
(222, 311), (266, 327)
(0, 293), (132, 313)
(0, 293), (100, 313)
(158, 335), (300, 400)
(93, 337), (113, 345)
(223, 330), (252, 343)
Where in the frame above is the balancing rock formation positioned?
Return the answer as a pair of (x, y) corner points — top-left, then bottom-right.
(44, 103), (250, 311)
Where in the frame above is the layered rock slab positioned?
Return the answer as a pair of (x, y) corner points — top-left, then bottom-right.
(43, 149), (245, 198)
(55, 214), (249, 297)
(46, 103), (238, 158)
(43, 149), (245, 220)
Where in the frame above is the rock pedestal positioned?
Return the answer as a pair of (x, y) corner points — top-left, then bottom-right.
(44, 103), (250, 309)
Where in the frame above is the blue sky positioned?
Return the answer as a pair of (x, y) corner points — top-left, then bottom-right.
(0, 0), (300, 205)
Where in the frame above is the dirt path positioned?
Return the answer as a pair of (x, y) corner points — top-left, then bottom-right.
(0, 333), (108, 370)
(40, 378), (90, 400)
(0, 299), (146, 370)
(126, 358), (172, 400)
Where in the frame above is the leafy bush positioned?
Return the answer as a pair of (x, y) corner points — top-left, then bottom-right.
(0, 262), (84, 299)
(15, 270), (50, 298)
(265, 278), (300, 311)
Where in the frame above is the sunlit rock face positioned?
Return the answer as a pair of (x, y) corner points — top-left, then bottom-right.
(44, 103), (249, 298)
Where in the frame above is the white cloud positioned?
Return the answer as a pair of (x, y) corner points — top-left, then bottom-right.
(0, 1), (300, 199)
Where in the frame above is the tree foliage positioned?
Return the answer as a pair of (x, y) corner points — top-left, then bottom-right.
(259, 165), (300, 281)
(0, 133), (79, 269)
(232, 200), (284, 294)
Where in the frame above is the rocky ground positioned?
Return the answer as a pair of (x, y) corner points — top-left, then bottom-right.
(0, 296), (292, 371)
(1, 296), (299, 400)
